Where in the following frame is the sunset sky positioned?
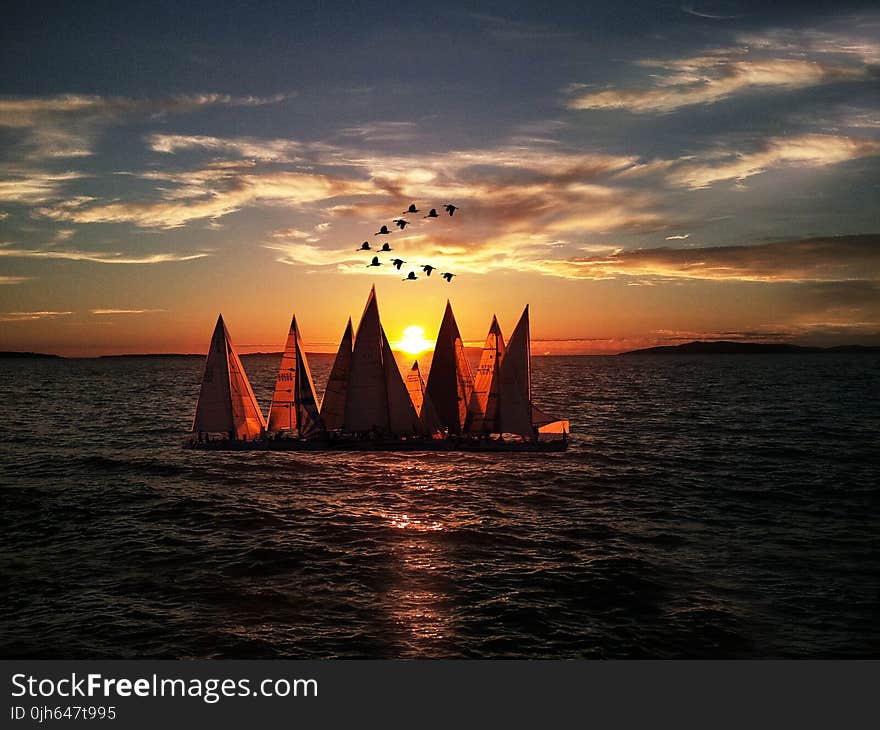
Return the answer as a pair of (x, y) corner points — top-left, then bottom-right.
(1, 1), (878, 356)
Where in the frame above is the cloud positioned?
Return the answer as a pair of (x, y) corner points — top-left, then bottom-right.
(38, 170), (377, 228)
(546, 235), (880, 281)
(0, 244), (209, 264)
(0, 92), (291, 160)
(569, 57), (866, 113)
(0, 169), (83, 203)
(566, 26), (877, 113)
(336, 122), (419, 143)
(148, 134), (306, 162)
(90, 308), (166, 315)
(0, 311), (72, 322)
(0, 275), (31, 285)
(666, 133), (880, 188)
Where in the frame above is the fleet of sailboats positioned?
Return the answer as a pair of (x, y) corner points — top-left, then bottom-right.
(187, 287), (569, 451)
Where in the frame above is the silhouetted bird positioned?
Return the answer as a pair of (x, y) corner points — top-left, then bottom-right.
(404, 203), (419, 214)
(393, 218), (410, 230)
(391, 258), (406, 270)
(403, 271), (418, 281)
(424, 208), (439, 218)
(441, 272), (455, 282)
(444, 204), (458, 216)
(375, 225), (391, 235)
(380, 242), (393, 252)
(357, 241), (371, 251)
(367, 256), (381, 267)
(422, 264), (436, 276)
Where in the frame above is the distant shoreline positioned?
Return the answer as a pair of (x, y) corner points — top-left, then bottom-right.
(3, 340), (879, 359)
(619, 341), (880, 355)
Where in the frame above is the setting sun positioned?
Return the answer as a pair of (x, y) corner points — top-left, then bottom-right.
(395, 325), (433, 355)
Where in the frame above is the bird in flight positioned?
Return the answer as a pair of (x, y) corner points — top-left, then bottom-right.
(422, 264), (436, 277)
(444, 204), (458, 216)
(441, 272), (455, 282)
(403, 203), (419, 214)
(403, 271), (418, 281)
(391, 258), (406, 270)
(424, 208), (439, 218)
(367, 256), (381, 267)
(379, 242), (393, 252)
(375, 225), (391, 235)
(393, 219), (410, 230)
(357, 241), (371, 251)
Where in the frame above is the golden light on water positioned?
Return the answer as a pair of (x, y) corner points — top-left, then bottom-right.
(394, 325), (434, 355)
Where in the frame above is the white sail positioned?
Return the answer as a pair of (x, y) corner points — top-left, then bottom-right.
(320, 318), (352, 431)
(382, 331), (423, 435)
(424, 301), (474, 433)
(267, 316), (323, 436)
(466, 315), (506, 433)
(193, 314), (266, 438)
(497, 305), (533, 438)
(344, 286), (389, 432)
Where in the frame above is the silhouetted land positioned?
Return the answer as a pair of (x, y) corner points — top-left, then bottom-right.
(621, 341), (880, 355)
(0, 351), (63, 359)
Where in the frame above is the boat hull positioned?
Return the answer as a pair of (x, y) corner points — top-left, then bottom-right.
(183, 435), (568, 453)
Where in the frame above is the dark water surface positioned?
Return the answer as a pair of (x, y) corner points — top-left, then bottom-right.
(1, 354), (878, 658)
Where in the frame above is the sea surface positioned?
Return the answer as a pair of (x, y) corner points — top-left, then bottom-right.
(1, 353), (878, 658)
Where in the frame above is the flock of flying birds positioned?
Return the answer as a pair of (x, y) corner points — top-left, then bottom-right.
(354, 202), (459, 282)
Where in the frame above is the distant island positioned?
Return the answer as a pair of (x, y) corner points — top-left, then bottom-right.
(0, 351), (63, 359)
(620, 341), (880, 355)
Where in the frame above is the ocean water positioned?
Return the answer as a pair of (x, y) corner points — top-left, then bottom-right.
(1, 353), (878, 659)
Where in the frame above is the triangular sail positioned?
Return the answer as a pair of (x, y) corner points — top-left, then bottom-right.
(193, 314), (266, 438)
(497, 305), (533, 438)
(407, 361), (443, 435)
(466, 315), (506, 433)
(321, 318), (352, 430)
(424, 301), (475, 433)
(382, 331), (423, 435)
(267, 316), (323, 436)
(344, 286), (389, 432)
(405, 361), (425, 414)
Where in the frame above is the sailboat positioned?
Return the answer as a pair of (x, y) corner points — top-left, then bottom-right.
(191, 314), (266, 441)
(266, 315), (323, 438)
(320, 318), (352, 431)
(424, 301), (475, 434)
(465, 315), (505, 433)
(344, 285), (423, 436)
(186, 288), (568, 451)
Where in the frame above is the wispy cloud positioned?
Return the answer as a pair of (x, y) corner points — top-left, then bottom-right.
(0, 244), (209, 264)
(0, 169), (83, 203)
(90, 308), (166, 315)
(567, 26), (877, 113)
(0, 92), (292, 160)
(336, 121), (419, 143)
(148, 133), (306, 162)
(38, 170), (376, 228)
(0, 275), (32, 285)
(547, 235), (880, 282)
(0, 310), (72, 322)
(666, 133), (880, 188)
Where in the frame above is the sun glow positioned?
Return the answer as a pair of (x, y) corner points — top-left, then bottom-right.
(395, 325), (433, 355)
